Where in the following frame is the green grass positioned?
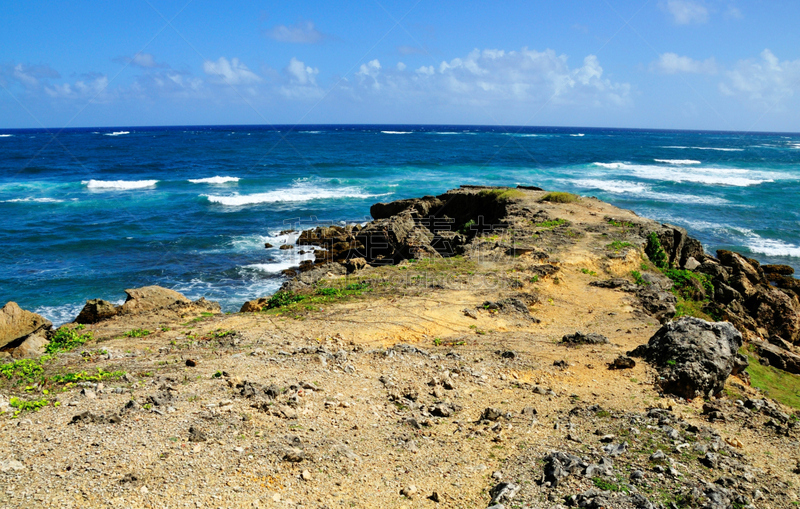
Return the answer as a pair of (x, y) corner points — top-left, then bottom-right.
(607, 241), (634, 251)
(8, 396), (49, 417)
(0, 358), (47, 383)
(46, 325), (92, 354)
(645, 232), (668, 269)
(534, 218), (569, 229)
(540, 191), (578, 203)
(49, 368), (126, 385)
(479, 188), (524, 202)
(631, 270), (648, 286)
(745, 350), (800, 409)
(124, 328), (151, 338)
(607, 218), (636, 228)
(592, 477), (630, 494)
(580, 268), (598, 276)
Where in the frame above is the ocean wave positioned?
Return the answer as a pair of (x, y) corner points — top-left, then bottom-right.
(661, 146), (744, 152)
(82, 179), (159, 190)
(103, 131), (130, 136)
(427, 132), (461, 135)
(570, 179), (728, 205)
(570, 133), (585, 137)
(591, 162), (773, 186)
(188, 176), (240, 184)
(381, 131), (411, 134)
(654, 159), (701, 165)
(204, 183), (390, 207)
(299, 131), (322, 134)
(745, 235), (800, 258)
(34, 302), (92, 326)
(0, 134), (13, 138)
(1, 197), (64, 203)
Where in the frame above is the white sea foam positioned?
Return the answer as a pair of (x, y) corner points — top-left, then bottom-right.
(204, 182), (389, 207)
(34, 303), (89, 326)
(427, 132), (461, 135)
(571, 179), (649, 194)
(570, 133), (585, 137)
(0, 134), (13, 137)
(381, 131), (411, 134)
(654, 159), (701, 165)
(745, 235), (800, 258)
(591, 162), (773, 186)
(661, 146), (744, 152)
(569, 179), (729, 205)
(82, 179), (159, 190)
(1, 197), (64, 203)
(188, 176), (240, 184)
(104, 131), (130, 136)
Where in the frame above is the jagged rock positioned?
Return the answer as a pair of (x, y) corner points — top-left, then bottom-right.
(120, 286), (191, 314)
(750, 341), (800, 375)
(635, 287), (677, 322)
(75, 299), (118, 324)
(745, 286), (800, 343)
(629, 317), (745, 399)
(240, 297), (269, 313)
(489, 482), (519, 505)
(0, 302), (52, 353)
(589, 278), (633, 289)
(608, 356), (636, 370)
(684, 257), (701, 271)
(763, 264), (794, 276)
(7, 333), (48, 358)
(561, 332), (609, 345)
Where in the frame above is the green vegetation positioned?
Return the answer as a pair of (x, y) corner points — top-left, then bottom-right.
(534, 218), (569, 229)
(580, 268), (598, 276)
(645, 232), (668, 269)
(540, 191), (578, 203)
(479, 188), (524, 202)
(266, 291), (307, 309)
(124, 328), (151, 338)
(49, 368), (126, 385)
(0, 358), (46, 383)
(745, 349), (800, 408)
(607, 240), (634, 251)
(631, 270), (648, 286)
(664, 269), (714, 301)
(46, 325), (92, 354)
(459, 219), (477, 234)
(8, 396), (49, 416)
(607, 218), (635, 229)
(592, 477), (630, 494)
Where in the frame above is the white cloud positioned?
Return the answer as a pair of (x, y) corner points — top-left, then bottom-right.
(115, 52), (166, 69)
(663, 0), (709, 24)
(202, 57), (261, 85)
(396, 62), (406, 71)
(265, 21), (325, 44)
(44, 74), (111, 102)
(1, 63), (60, 89)
(721, 49), (800, 106)
(652, 53), (717, 74)
(286, 57), (318, 85)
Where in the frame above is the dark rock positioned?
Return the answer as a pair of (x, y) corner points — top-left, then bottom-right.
(714, 283), (742, 305)
(750, 341), (800, 374)
(279, 244), (294, 250)
(745, 286), (800, 343)
(481, 407), (503, 422)
(75, 299), (118, 324)
(629, 317), (743, 399)
(636, 287), (677, 322)
(489, 482), (520, 505)
(589, 278), (633, 289)
(188, 426), (206, 442)
(264, 242), (273, 248)
(542, 451), (585, 487)
(697, 261), (730, 284)
(185, 359), (197, 367)
(608, 356), (636, 370)
(561, 332), (609, 345)
(763, 264), (795, 276)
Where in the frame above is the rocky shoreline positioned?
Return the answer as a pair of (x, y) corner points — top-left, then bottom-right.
(1, 186), (798, 508)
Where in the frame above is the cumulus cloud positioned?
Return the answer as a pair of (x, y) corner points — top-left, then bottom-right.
(720, 49), (800, 106)
(397, 45), (426, 55)
(286, 57), (319, 85)
(114, 52), (166, 69)
(663, 0), (709, 24)
(1, 63), (60, 89)
(44, 74), (111, 102)
(651, 53), (717, 74)
(202, 57), (261, 85)
(265, 21), (326, 44)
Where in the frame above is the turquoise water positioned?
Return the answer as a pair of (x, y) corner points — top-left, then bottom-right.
(1, 125), (799, 324)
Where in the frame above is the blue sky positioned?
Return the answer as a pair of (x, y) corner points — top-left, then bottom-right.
(2, 0), (800, 131)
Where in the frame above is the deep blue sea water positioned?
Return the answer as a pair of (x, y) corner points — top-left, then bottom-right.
(1, 125), (799, 325)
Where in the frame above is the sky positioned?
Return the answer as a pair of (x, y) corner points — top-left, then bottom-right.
(2, 0), (800, 132)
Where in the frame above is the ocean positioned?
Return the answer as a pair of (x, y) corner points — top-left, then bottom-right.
(1, 125), (799, 325)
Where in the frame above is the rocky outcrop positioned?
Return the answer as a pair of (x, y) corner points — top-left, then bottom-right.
(74, 286), (220, 324)
(0, 302), (52, 356)
(630, 317), (746, 399)
(750, 341), (800, 374)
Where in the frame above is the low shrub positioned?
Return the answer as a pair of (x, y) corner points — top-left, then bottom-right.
(540, 192), (578, 203)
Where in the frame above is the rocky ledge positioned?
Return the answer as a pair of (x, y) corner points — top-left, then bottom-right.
(1, 186), (799, 508)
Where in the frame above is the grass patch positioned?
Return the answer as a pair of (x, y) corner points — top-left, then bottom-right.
(607, 240), (634, 251)
(745, 350), (800, 409)
(607, 218), (636, 228)
(0, 358), (47, 384)
(540, 191), (578, 203)
(534, 218), (568, 229)
(645, 232), (668, 269)
(592, 477), (630, 494)
(124, 328), (151, 338)
(47, 325), (92, 354)
(8, 396), (49, 417)
(580, 268), (598, 276)
(49, 368), (126, 385)
(479, 188), (525, 203)
(631, 270), (648, 286)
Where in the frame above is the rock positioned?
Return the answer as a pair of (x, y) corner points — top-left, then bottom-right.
(589, 278), (633, 289)
(0, 459), (25, 472)
(7, 333), (48, 358)
(283, 448), (304, 462)
(542, 451), (585, 487)
(75, 299), (118, 324)
(763, 264), (795, 276)
(345, 257), (369, 273)
(188, 426), (206, 442)
(428, 491), (441, 503)
(629, 317), (744, 399)
(602, 442), (628, 456)
(400, 485), (417, 498)
(561, 331), (609, 345)
(301, 469), (311, 481)
(745, 286), (800, 343)
(0, 302), (52, 352)
(684, 257), (701, 271)
(636, 286), (677, 322)
(750, 341), (800, 375)
(185, 358), (197, 367)
(264, 243), (274, 249)
(608, 356), (636, 370)
(489, 483), (519, 505)
(240, 297), (269, 313)
(279, 244), (294, 250)
(120, 286), (190, 315)
(480, 407), (503, 421)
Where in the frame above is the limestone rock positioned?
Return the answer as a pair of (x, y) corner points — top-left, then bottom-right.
(75, 299), (118, 324)
(0, 302), (52, 352)
(750, 341), (800, 375)
(120, 286), (191, 315)
(629, 317), (745, 399)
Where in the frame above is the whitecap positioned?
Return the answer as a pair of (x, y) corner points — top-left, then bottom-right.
(745, 235), (800, 258)
(1, 197), (64, 203)
(570, 179), (649, 194)
(188, 176), (240, 184)
(570, 133), (585, 137)
(654, 159), (701, 165)
(103, 131), (130, 136)
(204, 182), (390, 207)
(427, 132), (460, 135)
(381, 131), (412, 134)
(34, 303), (89, 326)
(661, 146), (744, 152)
(591, 162), (773, 186)
(568, 179), (729, 205)
(0, 134), (13, 137)
(82, 179), (158, 190)
(592, 162), (628, 169)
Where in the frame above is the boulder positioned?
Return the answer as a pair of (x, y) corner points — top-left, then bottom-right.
(7, 333), (48, 358)
(745, 286), (800, 343)
(240, 297), (269, 313)
(762, 264), (795, 276)
(629, 317), (745, 399)
(120, 286), (191, 315)
(561, 332), (609, 345)
(0, 302), (52, 351)
(75, 299), (118, 324)
(751, 341), (800, 375)
(636, 287), (677, 322)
